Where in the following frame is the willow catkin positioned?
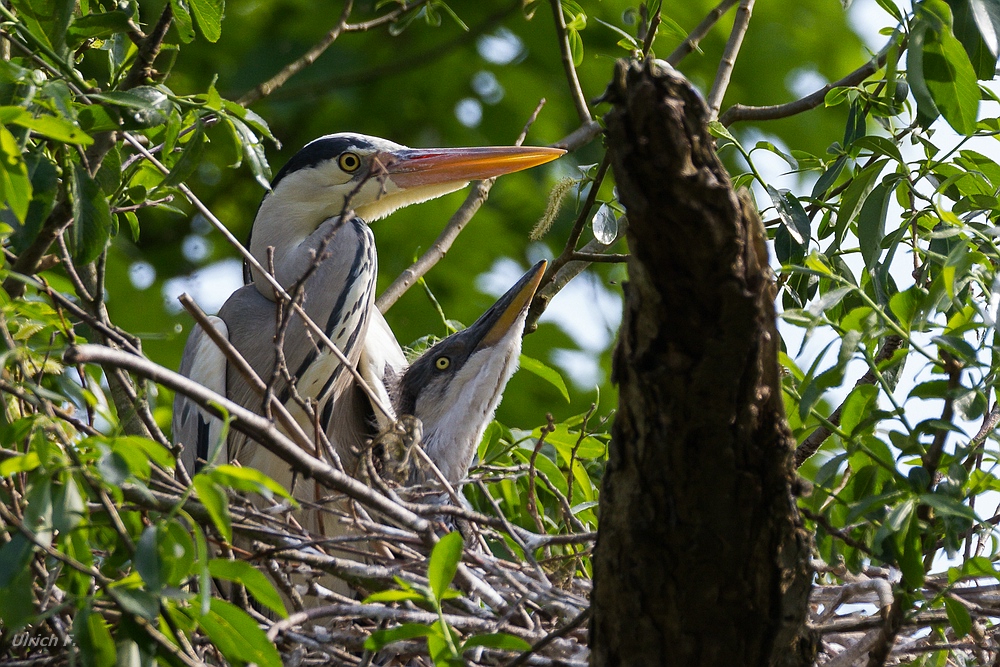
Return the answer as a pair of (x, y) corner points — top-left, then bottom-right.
(530, 177), (575, 241)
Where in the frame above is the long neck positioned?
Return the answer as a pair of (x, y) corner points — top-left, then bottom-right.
(249, 193), (355, 300)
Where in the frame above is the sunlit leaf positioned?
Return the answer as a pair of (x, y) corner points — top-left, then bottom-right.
(209, 559), (288, 619)
(427, 531), (463, 603)
(519, 355), (570, 402)
(0, 126), (31, 224)
(198, 599), (281, 667)
(189, 0), (225, 42)
(69, 162), (112, 264)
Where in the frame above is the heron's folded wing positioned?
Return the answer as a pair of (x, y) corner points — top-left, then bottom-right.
(173, 316), (229, 476)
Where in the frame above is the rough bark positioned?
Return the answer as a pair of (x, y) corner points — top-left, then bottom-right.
(590, 60), (814, 667)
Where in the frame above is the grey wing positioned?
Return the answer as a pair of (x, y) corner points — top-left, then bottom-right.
(218, 285), (281, 467)
(173, 316), (229, 476)
(225, 217), (378, 469)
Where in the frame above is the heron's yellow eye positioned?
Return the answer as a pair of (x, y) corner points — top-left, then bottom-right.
(339, 152), (361, 172)
(435, 357), (451, 370)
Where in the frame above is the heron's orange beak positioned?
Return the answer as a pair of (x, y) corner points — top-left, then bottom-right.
(383, 146), (565, 188)
(478, 260), (547, 349)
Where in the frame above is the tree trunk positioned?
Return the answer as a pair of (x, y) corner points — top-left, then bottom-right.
(589, 60), (814, 667)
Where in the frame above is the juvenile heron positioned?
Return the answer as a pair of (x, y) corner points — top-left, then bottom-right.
(390, 260), (547, 485)
(173, 134), (562, 486)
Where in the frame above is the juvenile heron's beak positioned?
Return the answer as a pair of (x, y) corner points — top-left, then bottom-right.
(465, 259), (547, 351)
(382, 147), (565, 189)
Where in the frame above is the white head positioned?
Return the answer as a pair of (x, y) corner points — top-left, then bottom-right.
(247, 133), (564, 288)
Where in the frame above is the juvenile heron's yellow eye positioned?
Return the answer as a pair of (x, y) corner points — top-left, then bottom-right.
(339, 152), (361, 172)
(435, 356), (451, 370)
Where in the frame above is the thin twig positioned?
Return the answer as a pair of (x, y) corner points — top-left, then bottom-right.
(570, 252), (627, 263)
(527, 415), (556, 536)
(64, 343), (430, 535)
(504, 607), (590, 667)
(719, 33), (902, 126)
(666, 0), (741, 66)
(706, 0), (755, 119)
(238, 0), (355, 106)
(795, 335), (904, 467)
(271, 1), (519, 102)
(640, 2), (661, 58)
(549, 0), (591, 123)
(122, 3), (173, 89)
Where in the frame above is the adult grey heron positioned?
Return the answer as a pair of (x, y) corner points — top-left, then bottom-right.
(172, 134), (562, 494)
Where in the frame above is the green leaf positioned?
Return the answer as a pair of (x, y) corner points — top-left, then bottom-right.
(208, 559), (288, 619)
(170, 0), (196, 43)
(9, 0), (74, 57)
(946, 0), (999, 78)
(7, 151), (57, 254)
(0, 107), (93, 145)
(707, 121), (747, 155)
(921, 5), (981, 135)
(198, 599), (281, 667)
(427, 531), (463, 603)
(193, 473), (231, 542)
(835, 159), (887, 247)
(897, 511), (925, 588)
(0, 533), (35, 588)
(109, 585), (159, 620)
(889, 286), (926, 331)
(75, 605), (116, 667)
(944, 596), (973, 637)
(567, 28), (584, 67)
(135, 526), (164, 590)
(364, 589), (428, 603)
(90, 88), (173, 128)
(189, 0), (225, 42)
(843, 98), (867, 147)
(857, 180), (891, 269)
(0, 126), (31, 224)
(767, 186), (810, 246)
(461, 632), (532, 652)
(364, 623), (433, 651)
(0, 452), (40, 476)
(812, 155), (847, 198)
(228, 117), (271, 188)
(518, 355), (570, 402)
(66, 11), (132, 47)
(840, 384), (879, 436)
(852, 136), (904, 164)
(919, 492), (976, 519)
(158, 124), (207, 190)
(969, 0), (1000, 56)
(208, 464), (294, 502)
(110, 436), (175, 469)
(69, 161), (113, 264)
(908, 19), (942, 127)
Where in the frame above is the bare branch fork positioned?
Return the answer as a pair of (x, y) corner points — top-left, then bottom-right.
(719, 32), (903, 127)
(666, 0), (741, 66)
